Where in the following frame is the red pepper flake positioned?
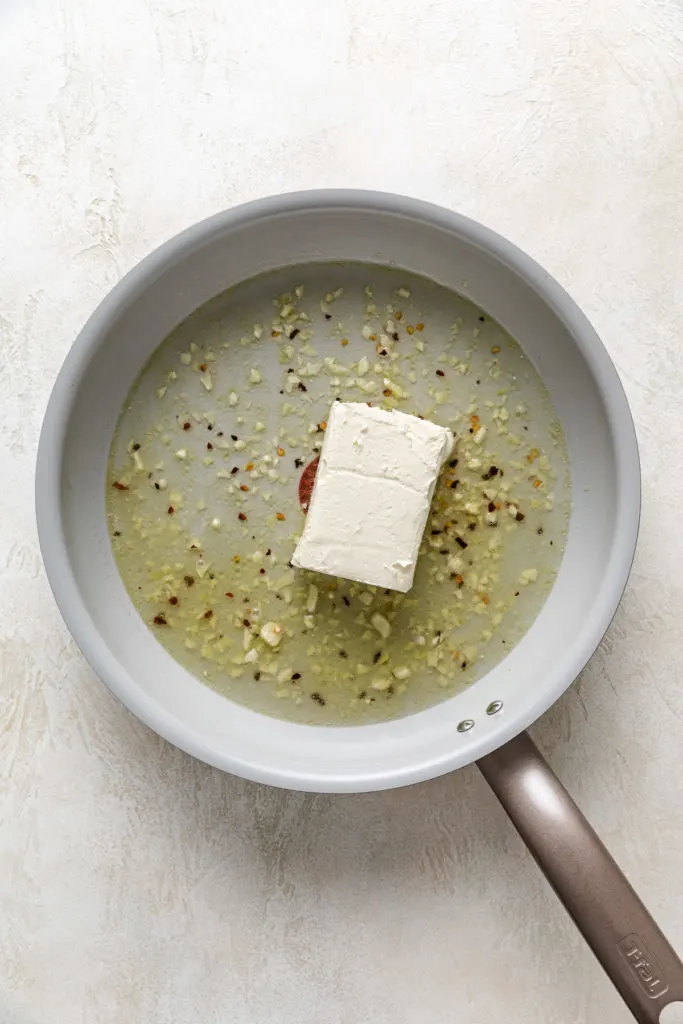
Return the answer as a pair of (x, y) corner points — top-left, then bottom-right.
(153, 614), (167, 626)
(271, 330), (281, 338)
(298, 456), (319, 512)
(206, 442), (213, 450)
(383, 389), (392, 397)
(277, 447), (286, 456)
(416, 322), (424, 331)
(276, 512), (286, 521)
(112, 481), (129, 490)
(259, 568), (266, 575)
(199, 362), (207, 371)
(225, 592), (234, 598)
(240, 484), (249, 492)
(168, 596), (179, 605)
(183, 421), (191, 430)
(203, 609), (213, 619)
(167, 505), (175, 514)
(238, 512), (247, 521)
(436, 369), (445, 377)
(245, 462), (254, 471)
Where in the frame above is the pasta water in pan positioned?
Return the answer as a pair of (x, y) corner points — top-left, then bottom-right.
(107, 264), (570, 724)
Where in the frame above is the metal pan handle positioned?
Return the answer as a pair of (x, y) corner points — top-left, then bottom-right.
(478, 731), (683, 1023)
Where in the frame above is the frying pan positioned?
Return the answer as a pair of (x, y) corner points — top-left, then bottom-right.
(35, 190), (683, 1022)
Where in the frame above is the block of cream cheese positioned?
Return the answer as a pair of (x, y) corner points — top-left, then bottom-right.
(292, 402), (453, 592)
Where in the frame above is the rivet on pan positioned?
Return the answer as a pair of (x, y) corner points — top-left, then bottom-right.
(457, 719), (475, 733)
(486, 701), (504, 715)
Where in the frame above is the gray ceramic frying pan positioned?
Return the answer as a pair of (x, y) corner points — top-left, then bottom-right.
(35, 191), (683, 1022)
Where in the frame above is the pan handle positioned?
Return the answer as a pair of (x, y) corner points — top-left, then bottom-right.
(477, 731), (683, 1024)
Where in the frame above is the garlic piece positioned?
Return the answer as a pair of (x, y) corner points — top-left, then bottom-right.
(260, 621), (284, 647)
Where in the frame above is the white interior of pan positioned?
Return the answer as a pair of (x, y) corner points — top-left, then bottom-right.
(37, 194), (639, 791)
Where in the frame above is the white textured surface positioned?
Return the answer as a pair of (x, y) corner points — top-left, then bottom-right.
(2, 0), (683, 1021)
